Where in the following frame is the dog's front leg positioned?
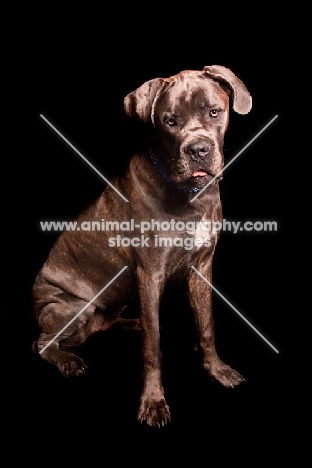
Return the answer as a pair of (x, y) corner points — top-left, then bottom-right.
(136, 267), (171, 427)
(188, 261), (245, 388)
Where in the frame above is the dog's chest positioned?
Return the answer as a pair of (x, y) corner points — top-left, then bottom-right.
(185, 214), (214, 250)
(139, 212), (219, 259)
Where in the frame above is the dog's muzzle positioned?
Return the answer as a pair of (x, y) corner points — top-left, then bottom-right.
(181, 138), (222, 182)
(184, 139), (213, 162)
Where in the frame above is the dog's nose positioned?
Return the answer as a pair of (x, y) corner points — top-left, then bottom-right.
(184, 140), (211, 161)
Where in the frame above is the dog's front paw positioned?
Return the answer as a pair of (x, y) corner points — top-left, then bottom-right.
(137, 396), (171, 428)
(205, 359), (245, 388)
(57, 352), (87, 377)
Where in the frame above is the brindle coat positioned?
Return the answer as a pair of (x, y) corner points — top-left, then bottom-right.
(33, 65), (252, 427)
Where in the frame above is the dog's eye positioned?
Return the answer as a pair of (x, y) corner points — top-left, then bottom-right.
(209, 109), (220, 118)
(165, 117), (177, 127)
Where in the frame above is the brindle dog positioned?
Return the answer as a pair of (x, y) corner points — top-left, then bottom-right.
(33, 65), (252, 427)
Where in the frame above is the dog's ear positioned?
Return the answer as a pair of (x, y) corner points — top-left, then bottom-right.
(203, 65), (252, 115)
(124, 78), (165, 125)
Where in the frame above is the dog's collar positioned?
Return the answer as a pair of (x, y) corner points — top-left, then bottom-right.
(147, 147), (201, 193)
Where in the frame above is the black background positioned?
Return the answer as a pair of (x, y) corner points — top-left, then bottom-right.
(4, 4), (290, 460)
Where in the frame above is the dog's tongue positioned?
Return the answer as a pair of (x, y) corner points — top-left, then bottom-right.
(192, 170), (207, 177)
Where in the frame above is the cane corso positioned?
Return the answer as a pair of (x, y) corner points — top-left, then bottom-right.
(33, 65), (252, 427)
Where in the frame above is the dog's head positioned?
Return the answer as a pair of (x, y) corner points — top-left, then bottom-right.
(124, 65), (252, 190)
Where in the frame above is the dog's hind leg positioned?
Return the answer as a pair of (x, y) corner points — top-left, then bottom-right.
(89, 305), (141, 333)
(33, 293), (96, 377)
(112, 318), (141, 332)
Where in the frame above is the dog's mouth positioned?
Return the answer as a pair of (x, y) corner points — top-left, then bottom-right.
(192, 170), (208, 177)
(191, 169), (222, 183)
